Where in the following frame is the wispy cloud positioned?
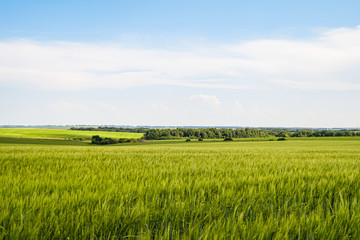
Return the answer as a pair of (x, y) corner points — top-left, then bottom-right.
(189, 94), (220, 109)
(234, 101), (245, 113)
(50, 101), (90, 112)
(96, 102), (119, 112)
(152, 104), (169, 111)
(1, 26), (360, 91)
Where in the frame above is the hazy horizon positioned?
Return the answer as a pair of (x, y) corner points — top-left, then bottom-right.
(1, 124), (359, 130)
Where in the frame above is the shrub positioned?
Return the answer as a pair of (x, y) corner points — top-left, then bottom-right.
(277, 137), (286, 141)
(276, 131), (289, 138)
(198, 138), (203, 141)
(186, 139), (191, 142)
(118, 138), (131, 143)
(91, 135), (117, 145)
(102, 138), (117, 145)
(224, 137), (233, 141)
(118, 138), (145, 143)
(91, 135), (102, 144)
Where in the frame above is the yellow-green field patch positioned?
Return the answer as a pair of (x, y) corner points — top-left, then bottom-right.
(0, 128), (144, 140)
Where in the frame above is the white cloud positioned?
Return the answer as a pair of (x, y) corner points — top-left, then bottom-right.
(189, 94), (220, 109)
(1, 26), (360, 91)
(50, 101), (90, 112)
(96, 102), (119, 112)
(234, 101), (245, 113)
(152, 104), (169, 111)
(271, 79), (360, 90)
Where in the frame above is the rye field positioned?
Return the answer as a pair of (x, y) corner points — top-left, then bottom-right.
(1, 137), (360, 239)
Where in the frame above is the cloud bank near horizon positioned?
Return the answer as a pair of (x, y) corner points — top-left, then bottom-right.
(1, 26), (360, 92)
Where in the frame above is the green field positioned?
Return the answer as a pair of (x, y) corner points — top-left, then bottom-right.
(0, 128), (144, 140)
(1, 137), (360, 239)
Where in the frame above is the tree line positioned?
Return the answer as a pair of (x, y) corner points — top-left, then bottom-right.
(145, 128), (273, 140)
(91, 135), (144, 145)
(72, 126), (360, 141)
(289, 129), (359, 137)
(70, 127), (147, 133)
(143, 128), (360, 140)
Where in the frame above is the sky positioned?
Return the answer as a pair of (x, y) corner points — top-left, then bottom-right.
(1, 0), (360, 127)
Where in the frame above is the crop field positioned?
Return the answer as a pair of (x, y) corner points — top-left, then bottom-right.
(1, 137), (360, 239)
(0, 128), (143, 140)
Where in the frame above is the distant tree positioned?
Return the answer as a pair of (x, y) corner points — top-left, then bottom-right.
(335, 131), (345, 137)
(91, 135), (117, 145)
(276, 131), (289, 138)
(91, 135), (102, 144)
(102, 138), (117, 144)
(144, 129), (160, 140)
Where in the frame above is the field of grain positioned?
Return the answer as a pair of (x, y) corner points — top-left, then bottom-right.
(1, 138), (360, 239)
(0, 128), (143, 140)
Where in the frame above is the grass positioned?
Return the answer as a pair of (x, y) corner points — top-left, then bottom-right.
(1, 138), (360, 239)
(0, 128), (144, 140)
(0, 137), (90, 146)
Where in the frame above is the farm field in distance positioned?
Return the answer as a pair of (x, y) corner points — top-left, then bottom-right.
(1, 134), (360, 239)
(0, 128), (143, 140)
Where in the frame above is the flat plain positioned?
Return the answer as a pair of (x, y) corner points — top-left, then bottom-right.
(1, 136), (360, 239)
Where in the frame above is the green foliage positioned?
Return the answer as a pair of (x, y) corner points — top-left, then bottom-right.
(118, 138), (131, 143)
(70, 126), (148, 133)
(1, 139), (360, 238)
(91, 135), (102, 144)
(144, 129), (161, 140)
(91, 135), (118, 145)
(143, 128), (360, 140)
(224, 137), (233, 141)
(145, 127), (272, 140)
(198, 138), (203, 141)
(276, 131), (289, 138)
(291, 129), (359, 137)
(118, 138), (143, 143)
(278, 137), (287, 141)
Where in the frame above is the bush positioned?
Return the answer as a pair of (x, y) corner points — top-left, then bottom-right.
(198, 138), (203, 141)
(276, 131), (289, 138)
(186, 139), (191, 142)
(224, 137), (233, 141)
(91, 135), (102, 144)
(277, 137), (286, 141)
(118, 138), (131, 143)
(118, 138), (144, 143)
(102, 138), (117, 144)
(91, 135), (117, 145)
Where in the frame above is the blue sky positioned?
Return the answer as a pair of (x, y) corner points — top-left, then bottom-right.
(1, 0), (360, 127)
